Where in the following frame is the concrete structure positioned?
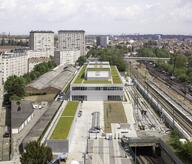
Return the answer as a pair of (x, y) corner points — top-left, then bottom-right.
(1, 51), (28, 82)
(29, 31), (54, 53)
(70, 61), (124, 101)
(11, 100), (34, 134)
(54, 50), (80, 65)
(96, 35), (109, 48)
(58, 30), (85, 56)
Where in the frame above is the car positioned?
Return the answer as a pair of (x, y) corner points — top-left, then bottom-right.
(3, 132), (10, 138)
(89, 128), (100, 133)
(78, 110), (82, 117)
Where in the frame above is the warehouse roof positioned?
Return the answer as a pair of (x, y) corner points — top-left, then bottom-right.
(11, 100), (34, 129)
(27, 65), (76, 91)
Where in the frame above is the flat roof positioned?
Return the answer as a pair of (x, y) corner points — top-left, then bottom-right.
(11, 100), (34, 129)
(73, 64), (122, 85)
(58, 30), (85, 33)
(30, 31), (54, 33)
(50, 101), (79, 140)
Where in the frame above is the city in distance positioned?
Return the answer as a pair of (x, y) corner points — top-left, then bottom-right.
(0, 0), (192, 164)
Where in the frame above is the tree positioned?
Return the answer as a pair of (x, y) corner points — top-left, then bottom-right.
(77, 56), (87, 66)
(4, 75), (25, 99)
(20, 141), (53, 164)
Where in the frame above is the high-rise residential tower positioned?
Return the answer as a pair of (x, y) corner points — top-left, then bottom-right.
(58, 30), (85, 56)
(29, 31), (54, 53)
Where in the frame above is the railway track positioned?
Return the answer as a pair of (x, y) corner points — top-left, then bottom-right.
(137, 155), (161, 164)
(133, 74), (192, 138)
(127, 86), (165, 132)
(146, 83), (192, 137)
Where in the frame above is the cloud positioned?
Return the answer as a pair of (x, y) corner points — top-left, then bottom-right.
(0, 0), (192, 34)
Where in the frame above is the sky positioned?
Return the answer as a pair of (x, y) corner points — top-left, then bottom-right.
(0, 0), (192, 35)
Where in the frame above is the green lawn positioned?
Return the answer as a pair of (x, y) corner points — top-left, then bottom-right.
(86, 68), (110, 71)
(50, 101), (79, 140)
(111, 66), (122, 84)
(61, 101), (79, 116)
(104, 102), (127, 133)
(50, 117), (74, 140)
(74, 65), (86, 84)
(83, 80), (111, 84)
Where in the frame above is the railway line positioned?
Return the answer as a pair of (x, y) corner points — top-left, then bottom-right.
(145, 82), (192, 137)
(137, 155), (161, 164)
(126, 85), (166, 132)
(134, 77), (192, 140)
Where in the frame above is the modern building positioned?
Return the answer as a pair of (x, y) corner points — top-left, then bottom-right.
(96, 35), (109, 48)
(58, 30), (85, 56)
(70, 61), (124, 101)
(1, 51), (28, 82)
(54, 50), (80, 65)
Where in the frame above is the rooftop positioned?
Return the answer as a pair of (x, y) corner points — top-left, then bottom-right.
(50, 101), (79, 140)
(73, 62), (122, 85)
(11, 100), (34, 129)
(26, 65), (76, 91)
(58, 30), (85, 33)
(30, 31), (54, 33)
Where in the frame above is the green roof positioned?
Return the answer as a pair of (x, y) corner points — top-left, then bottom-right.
(111, 66), (122, 84)
(50, 101), (79, 140)
(73, 64), (122, 84)
(74, 65), (86, 84)
(86, 68), (110, 71)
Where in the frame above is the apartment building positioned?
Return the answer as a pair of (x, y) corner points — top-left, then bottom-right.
(96, 35), (109, 48)
(1, 51), (28, 82)
(27, 50), (50, 72)
(0, 54), (3, 108)
(58, 30), (85, 56)
(54, 50), (80, 65)
(29, 31), (54, 56)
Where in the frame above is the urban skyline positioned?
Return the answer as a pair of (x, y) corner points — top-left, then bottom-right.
(0, 0), (192, 35)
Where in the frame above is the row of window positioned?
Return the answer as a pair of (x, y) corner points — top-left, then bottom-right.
(72, 87), (123, 91)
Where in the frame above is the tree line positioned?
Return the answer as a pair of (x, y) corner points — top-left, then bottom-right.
(84, 47), (127, 71)
(138, 48), (192, 84)
(4, 61), (56, 102)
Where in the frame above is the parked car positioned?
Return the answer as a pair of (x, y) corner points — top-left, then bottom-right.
(89, 128), (100, 133)
(78, 110), (82, 117)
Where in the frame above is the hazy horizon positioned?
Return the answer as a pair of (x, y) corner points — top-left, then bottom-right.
(0, 0), (192, 35)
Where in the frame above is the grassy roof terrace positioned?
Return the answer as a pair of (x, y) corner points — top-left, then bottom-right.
(73, 64), (122, 84)
(111, 66), (122, 84)
(50, 101), (79, 140)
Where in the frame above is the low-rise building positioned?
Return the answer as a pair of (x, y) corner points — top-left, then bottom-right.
(54, 50), (80, 65)
(70, 61), (124, 101)
(11, 100), (34, 134)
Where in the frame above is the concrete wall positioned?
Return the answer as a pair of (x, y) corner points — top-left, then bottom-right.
(47, 140), (69, 154)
